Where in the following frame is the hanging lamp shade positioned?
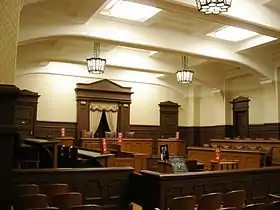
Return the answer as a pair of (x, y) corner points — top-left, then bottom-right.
(176, 56), (194, 84)
(86, 43), (106, 74)
(196, 0), (232, 14)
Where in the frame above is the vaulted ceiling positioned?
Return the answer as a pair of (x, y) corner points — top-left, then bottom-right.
(18, 0), (280, 91)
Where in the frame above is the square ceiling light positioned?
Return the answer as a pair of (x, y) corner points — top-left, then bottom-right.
(101, 0), (161, 22)
(207, 26), (259, 42)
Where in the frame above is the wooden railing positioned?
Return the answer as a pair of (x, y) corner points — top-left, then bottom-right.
(130, 167), (280, 210)
(12, 167), (134, 210)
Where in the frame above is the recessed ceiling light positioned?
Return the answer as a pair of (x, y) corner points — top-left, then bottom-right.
(207, 26), (259, 42)
(101, 0), (161, 22)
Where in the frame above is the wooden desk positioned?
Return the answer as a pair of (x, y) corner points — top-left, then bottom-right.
(210, 160), (239, 170)
(77, 148), (115, 167)
(187, 147), (265, 169)
(81, 138), (186, 157)
(23, 138), (61, 168)
(210, 139), (280, 163)
(58, 137), (75, 146)
(81, 138), (153, 155)
(157, 139), (186, 156)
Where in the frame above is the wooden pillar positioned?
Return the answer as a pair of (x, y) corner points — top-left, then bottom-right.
(0, 85), (21, 209)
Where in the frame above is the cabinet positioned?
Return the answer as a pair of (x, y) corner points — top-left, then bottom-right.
(15, 90), (39, 137)
(159, 101), (180, 138)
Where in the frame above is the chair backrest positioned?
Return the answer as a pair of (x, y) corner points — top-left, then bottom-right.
(125, 132), (135, 138)
(14, 184), (40, 196)
(52, 192), (83, 210)
(105, 132), (115, 138)
(223, 190), (246, 209)
(242, 203), (265, 210)
(197, 192), (223, 210)
(69, 204), (102, 210)
(46, 183), (69, 204)
(170, 195), (196, 210)
(18, 194), (48, 210)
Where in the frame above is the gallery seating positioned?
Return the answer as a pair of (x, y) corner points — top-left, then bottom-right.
(223, 190), (246, 209)
(12, 183), (101, 210)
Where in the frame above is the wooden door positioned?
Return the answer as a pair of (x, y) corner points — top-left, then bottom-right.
(231, 96), (250, 138)
(159, 101), (180, 138)
(234, 111), (248, 137)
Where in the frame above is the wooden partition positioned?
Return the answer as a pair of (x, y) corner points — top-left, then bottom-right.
(81, 138), (186, 157)
(12, 167), (133, 210)
(81, 138), (153, 154)
(210, 139), (280, 163)
(130, 167), (280, 210)
(187, 147), (265, 169)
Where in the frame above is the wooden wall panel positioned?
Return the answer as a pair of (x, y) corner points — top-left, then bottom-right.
(34, 121), (280, 146)
(35, 121), (77, 138)
(129, 125), (160, 138)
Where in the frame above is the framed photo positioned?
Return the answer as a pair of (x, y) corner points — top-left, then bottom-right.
(160, 144), (169, 161)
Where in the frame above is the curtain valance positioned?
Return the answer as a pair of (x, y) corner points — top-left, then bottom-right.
(90, 102), (119, 112)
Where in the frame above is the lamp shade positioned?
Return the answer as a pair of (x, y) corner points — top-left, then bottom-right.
(176, 69), (194, 84)
(196, 0), (232, 14)
(86, 57), (106, 74)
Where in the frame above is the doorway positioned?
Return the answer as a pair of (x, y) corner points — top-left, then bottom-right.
(234, 111), (249, 137)
(94, 111), (110, 138)
(231, 97), (250, 138)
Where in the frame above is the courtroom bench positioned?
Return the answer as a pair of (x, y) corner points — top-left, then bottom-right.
(129, 167), (280, 210)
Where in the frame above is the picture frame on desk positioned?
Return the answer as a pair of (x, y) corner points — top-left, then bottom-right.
(160, 144), (169, 161)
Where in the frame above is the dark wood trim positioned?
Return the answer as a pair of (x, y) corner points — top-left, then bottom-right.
(35, 121), (77, 138)
(33, 121), (280, 146)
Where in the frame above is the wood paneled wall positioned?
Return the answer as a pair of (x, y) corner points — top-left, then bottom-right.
(33, 122), (280, 146)
(35, 121), (77, 138)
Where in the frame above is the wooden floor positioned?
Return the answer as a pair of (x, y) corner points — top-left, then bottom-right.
(132, 203), (142, 210)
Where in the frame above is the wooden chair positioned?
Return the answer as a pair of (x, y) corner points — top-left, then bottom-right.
(52, 192), (83, 210)
(242, 203), (266, 210)
(13, 184), (40, 195)
(223, 190), (246, 209)
(17, 194), (48, 210)
(46, 183), (69, 204)
(69, 204), (102, 210)
(169, 195), (196, 210)
(197, 192), (223, 210)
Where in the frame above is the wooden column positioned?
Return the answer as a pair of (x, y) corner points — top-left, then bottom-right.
(0, 85), (20, 209)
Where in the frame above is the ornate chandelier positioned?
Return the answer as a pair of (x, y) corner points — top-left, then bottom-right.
(195, 0), (232, 15)
(86, 43), (106, 74)
(176, 56), (194, 84)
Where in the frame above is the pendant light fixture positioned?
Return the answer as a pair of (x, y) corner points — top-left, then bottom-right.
(196, 0), (232, 15)
(86, 43), (106, 74)
(176, 56), (194, 84)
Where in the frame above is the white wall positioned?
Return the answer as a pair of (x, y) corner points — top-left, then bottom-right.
(15, 62), (189, 126)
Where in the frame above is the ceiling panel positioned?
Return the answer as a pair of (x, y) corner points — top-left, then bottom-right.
(148, 11), (224, 35)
